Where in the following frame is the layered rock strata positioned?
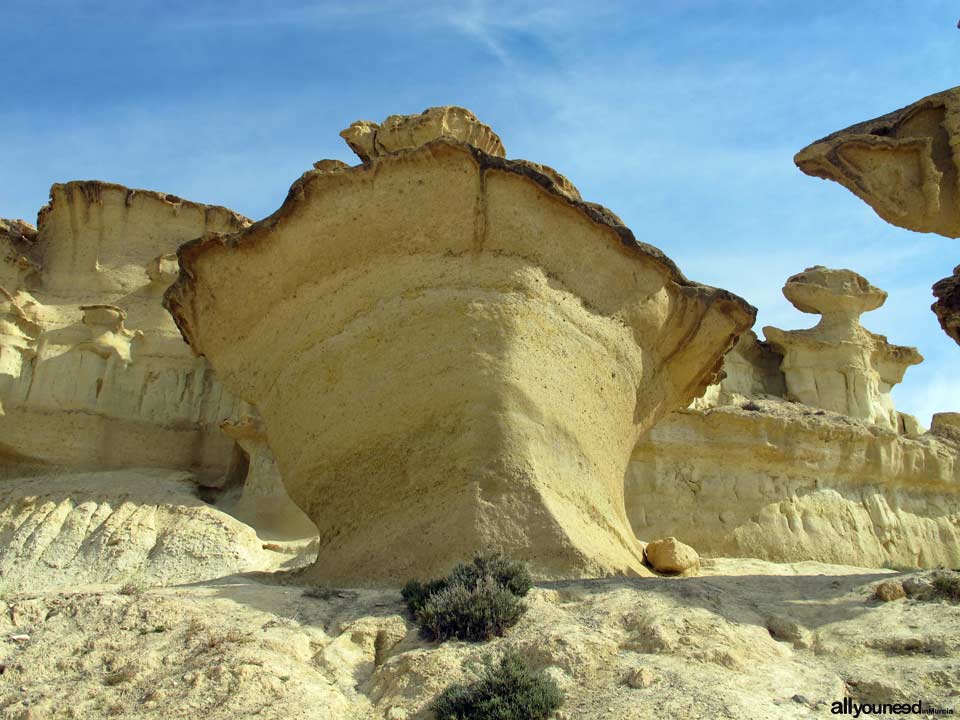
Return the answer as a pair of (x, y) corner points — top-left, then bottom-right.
(762, 266), (922, 431)
(794, 86), (960, 345)
(0, 183), (253, 479)
(628, 267), (959, 568)
(164, 106), (756, 584)
(628, 401), (960, 569)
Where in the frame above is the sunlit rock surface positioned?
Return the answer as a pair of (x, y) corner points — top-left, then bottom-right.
(165, 106), (756, 584)
(795, 86), (960, 346)
(763, 266), (921, 431)
(0, 182), (253, 479)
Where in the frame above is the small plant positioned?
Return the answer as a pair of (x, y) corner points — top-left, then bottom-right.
(432, 649), (564, 720)
(449, 554), (533, 599)
(931, 572), (960, 601)
(118, 582), (141, 596)
(303, 586), (338, 601)
(417, 577), (525, 642)
(402, 552), (532, 642)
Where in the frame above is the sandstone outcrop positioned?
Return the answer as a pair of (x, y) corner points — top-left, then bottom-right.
(763, 266), (922, 430)
(628, 400), (960, 569)
(794, 87), (960, 345)
(0, 218), (39, 289)
(339, 106), (506, 162)
(932, 412), (960, 443)
(932, 264), (960, 345)
(0, 183), (255, 479)
(217, 416), (316, 541)
(627, 264), (960, 569)
(794, 86), (960, 238)
(35, 181), (250, 292)
(164, 106), (756, 584)
(0, 469), (264, 592)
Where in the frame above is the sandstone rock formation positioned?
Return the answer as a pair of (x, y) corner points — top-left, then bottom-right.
(217, 416), (316, 541)
(932, 412), (960, 443)
(762, 266), (922, 430)
(932, 264), (960, 345)
(0, 469), (265, 592)
(339, 106), (506, 162)
(794, 86), (960, 238)
(794, 86), (960, 345)
(642, 537), (699, 575)
(0, 218), (39, 289)
(628, 400), (960, 569)
(164, 106), (756, 584)
(627, 264), (960, 569)
(0, 182), (255, 479)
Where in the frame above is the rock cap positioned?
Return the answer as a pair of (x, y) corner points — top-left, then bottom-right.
(782, 266), (887, 317)
(340, 106), (506, 162)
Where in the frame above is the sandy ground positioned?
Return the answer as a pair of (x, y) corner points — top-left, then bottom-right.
(1, 553), (958, 719)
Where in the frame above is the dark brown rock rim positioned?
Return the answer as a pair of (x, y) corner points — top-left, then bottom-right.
(37, 180), (252, 229)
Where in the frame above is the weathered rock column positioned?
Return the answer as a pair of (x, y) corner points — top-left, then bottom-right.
(164, 107), (755, 584)
(763, 266), (922, 430)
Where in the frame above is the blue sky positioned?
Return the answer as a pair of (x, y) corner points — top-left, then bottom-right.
(2, 0), (958, 422)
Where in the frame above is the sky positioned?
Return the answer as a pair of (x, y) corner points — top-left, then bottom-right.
(2, 0), (958, 422)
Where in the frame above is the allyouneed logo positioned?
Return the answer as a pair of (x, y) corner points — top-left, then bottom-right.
(831, 699), (955, 716)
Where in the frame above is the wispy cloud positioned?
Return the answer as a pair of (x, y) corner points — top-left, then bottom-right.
(3, 1), (957, 418)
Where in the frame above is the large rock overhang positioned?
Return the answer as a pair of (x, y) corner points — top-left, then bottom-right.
(164, 137), (755, 584)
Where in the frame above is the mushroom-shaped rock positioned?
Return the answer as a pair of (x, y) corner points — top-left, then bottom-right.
(164, 108), (755, 585)
(932, 265), (960, 346)
(763, 267), (921, 430)
(794, 86), (960, 238)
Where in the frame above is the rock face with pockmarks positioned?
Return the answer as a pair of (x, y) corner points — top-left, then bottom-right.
(164, 106), (756, 584)
(794, 87), (960, 346)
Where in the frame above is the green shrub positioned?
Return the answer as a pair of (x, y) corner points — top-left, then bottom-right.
(931, 572), (960, 601)
(432, 649), (564, 720)
(402, 552), (532, 642)
(448, 554), (533, 599)
(417, 577), (525, 642)
(402, 577), (449, 615)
